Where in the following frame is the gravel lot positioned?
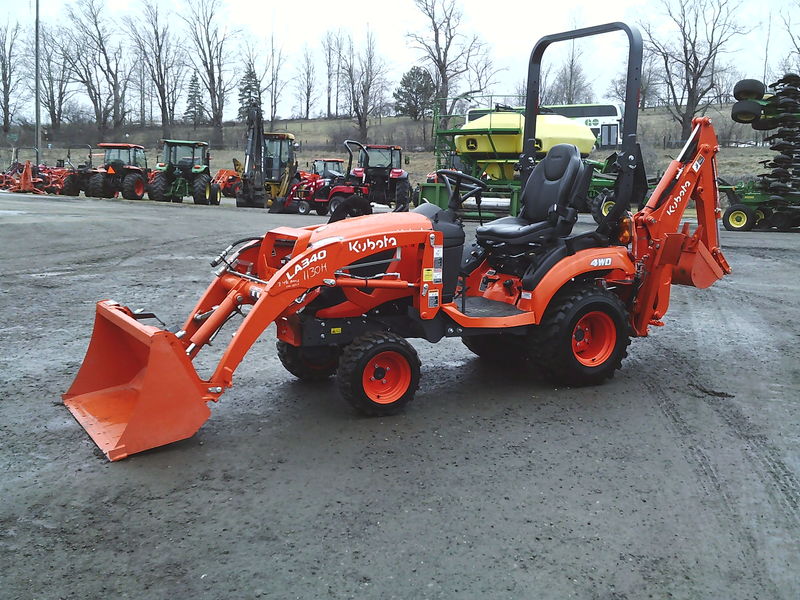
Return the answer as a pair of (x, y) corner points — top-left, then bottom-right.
(1, 192), (798, 599)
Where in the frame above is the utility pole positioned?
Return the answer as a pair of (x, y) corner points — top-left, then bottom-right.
(34, 0), (41, 164)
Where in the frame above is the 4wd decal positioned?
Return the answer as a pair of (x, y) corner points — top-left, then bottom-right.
(284, 249), (327, 281)
(590, 257), (613, 267)
(348, 235), (397, 254)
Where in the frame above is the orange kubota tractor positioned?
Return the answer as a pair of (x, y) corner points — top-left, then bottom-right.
(63, 23), (731, 461)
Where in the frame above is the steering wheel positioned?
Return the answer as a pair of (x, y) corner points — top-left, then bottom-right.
(435, 169), (488, 210)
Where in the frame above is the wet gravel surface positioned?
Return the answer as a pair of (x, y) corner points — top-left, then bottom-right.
(1, 193), (798, 599)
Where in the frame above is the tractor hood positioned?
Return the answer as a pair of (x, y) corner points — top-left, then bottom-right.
(308, 212), (432, 244)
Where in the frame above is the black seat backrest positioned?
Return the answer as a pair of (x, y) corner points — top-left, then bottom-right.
(519, 144), (583, 224)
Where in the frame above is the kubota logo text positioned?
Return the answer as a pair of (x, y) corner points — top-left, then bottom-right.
(285, 249), (327, 281)
(348, 235), (397, 254)
(666, 181), (691, 215)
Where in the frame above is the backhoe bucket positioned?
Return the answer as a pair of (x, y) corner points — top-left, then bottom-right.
(672, 242), (726, 289)
(63, 301), (211, 461)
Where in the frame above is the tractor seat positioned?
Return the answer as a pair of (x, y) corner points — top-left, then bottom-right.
(476, 144), (586, 246)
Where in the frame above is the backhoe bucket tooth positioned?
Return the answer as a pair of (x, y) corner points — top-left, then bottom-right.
(63, 302), (211, 461)
(672, 242), (725, 289)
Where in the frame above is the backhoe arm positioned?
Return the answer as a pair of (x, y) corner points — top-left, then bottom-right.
(631, 117), (731, 336)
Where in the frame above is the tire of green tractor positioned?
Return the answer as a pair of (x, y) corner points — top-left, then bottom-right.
(773, 211), (795, 232)
(315, 204), (329, 216)
(276, 341), (340, 381)
(336, 331), (421, 416)
(733, 78), (766, 101)
(462, 334), (526, 364)
(722, 204), (756, 231)
(61, 174), (80, 196)
(192, 173), (212, 205)
(731, 100), (764, 123)
(209, 183), (221, 205)
(122, 173), (146, 200)
(752, 118), (778, 131)
(591, 190), (614, 224)
(297, 200), (311, 215)
(87, 173), (110, 198)
(754, 206), (773, 227)
(392, 178), (411, 212)
(527, 285), (630, 386)
(148, 172), (170, 202)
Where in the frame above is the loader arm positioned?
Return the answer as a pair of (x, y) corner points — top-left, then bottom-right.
(630, 117), (731, 336)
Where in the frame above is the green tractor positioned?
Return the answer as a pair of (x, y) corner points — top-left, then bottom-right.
(148, 140), (220, 205)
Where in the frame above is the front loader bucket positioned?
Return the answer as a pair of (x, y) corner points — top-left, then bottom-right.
(63, 301), (211, 461)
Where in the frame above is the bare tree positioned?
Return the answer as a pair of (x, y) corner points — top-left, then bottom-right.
(408, 0), (484, 126)
(781, 2), (800, 73)
(124, 0), (186, 138)
(266, 32), (288, 128)
(63, 0), (131, 135)
(340, 31), (388, 140)
(181, 0), (236, 145)
(321, 31), (343, 118)
(607, 51), (659, 110)
(26, 25), (73, 131)
(642, 0), (747, 139)
(467, 53), (501, 96)
(549, 40), (593, 104)
(0, 20), (24, 134)
(294, 46), (317, 119)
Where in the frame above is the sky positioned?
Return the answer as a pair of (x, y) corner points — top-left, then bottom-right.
(9, 0), (799, 121)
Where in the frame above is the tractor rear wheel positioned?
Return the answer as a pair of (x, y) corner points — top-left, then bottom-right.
(529, 285), (630, 386)
(87, 173), (112, 198)
(61, 174), (80, 196)
(733, 78), (766, 101)
(337, 331), (421, 416)
(315, 203), (329, 216)
(731, 100), (763, 123)
(277, 341), (340, 381)
(192, 173), (212, 205)
(328, 194), (347, 214)
(723, 204), (756, 231)
(122, 173), (146, 200)
(148, 172), (170, 202)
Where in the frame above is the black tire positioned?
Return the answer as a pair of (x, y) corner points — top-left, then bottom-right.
(591, 190), (615, 224)
(752, 118), (778, 131)
(733, 78), (766, 101)
(462, 334), (525, 364)
(148, 172), (171, 202)
(276, 341), (339, 381)
(122, 173), (146, 200)
(87, 173), (111, 198)
(392, 177), (411, 212)
(731, 100), (763, 123)
(528, 285), (630, 386)
(754, 206), (773, 227)
(722, 204), (756, 231)
(192, 173), (212, 205)
(315, 204), (329, 216)
(328, 194), (347, 214)
(209, 183), (221, 205)
(297, 200), (311, 215)
(337, 331), (421, 416)
(61, 174), (80, 196)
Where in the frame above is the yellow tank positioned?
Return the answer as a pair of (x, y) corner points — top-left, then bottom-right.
(454, 112), (596, 158)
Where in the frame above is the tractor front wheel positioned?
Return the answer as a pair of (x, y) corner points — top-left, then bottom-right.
(337, 331), (420, 416)
(61, 174), (80, 196)
(529, 285), (630, 386)
(122, 173), (146, 200)
(392, 178), (411, 212)
(192, 173), (212, 205)
(87, 173), (112, 198)
(723, 204), (755, 231)
(277, 341), (340, 381)
(297, 200), (311, 215)
(209, 183), (221, 205)
(591, 190), (615, 224)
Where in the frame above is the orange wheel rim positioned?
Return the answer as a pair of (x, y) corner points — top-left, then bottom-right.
(572, 311), (616, 367)
(362, 351), (411, 404)
(134, 179), (145, 196)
